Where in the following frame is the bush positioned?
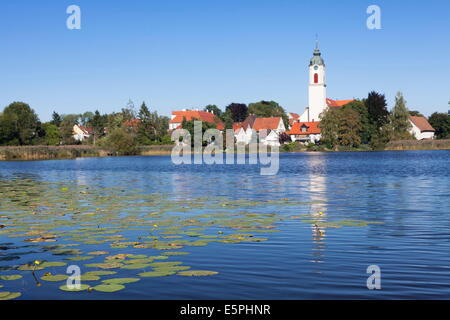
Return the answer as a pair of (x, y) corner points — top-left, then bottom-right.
(100, 127), (139, 155)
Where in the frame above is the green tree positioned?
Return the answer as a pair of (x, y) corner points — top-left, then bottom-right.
(224, 103), (248, 123)
(181, 118), (218, 147)
(319, 107), (362, 148)
(342, 100), (371, 144)
(409, 110), (424, 117)
(59, 114), (80, 145)
(137, 102), (169, 144)
(51, 111), (62, 127)
(101, 127), (139, 155)
(366, 91), (389, 129)
(88, 110), (107, 145)
(248, 101), (289, 128)
(204, 105), (222, 118)
(42, 123), (61, 145)
(428, 112), (450, 139)
(390, 92), (413, 140)
(1, 102), (40, 145)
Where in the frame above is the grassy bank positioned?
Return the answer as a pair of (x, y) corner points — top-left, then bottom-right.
(2, 140), (449, 161)
(0, 145), (115, 161)
(385, 139), (450, 151)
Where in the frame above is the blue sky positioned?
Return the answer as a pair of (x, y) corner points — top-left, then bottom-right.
(0, 0), (449, 121)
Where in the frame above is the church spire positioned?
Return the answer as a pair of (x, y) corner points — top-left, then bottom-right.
(310, 38), (325, 66)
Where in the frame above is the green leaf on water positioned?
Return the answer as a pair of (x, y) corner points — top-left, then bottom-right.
(102, 278), (140, 285)
(138, 271), (176, 277)
(177, 270), (218, 276)
(0, 292), (22, 300)
(41, 274), (69, 282)
(84, 271), (117, 276)
(59, 284), (90, 292)
(0, 275), (23, 281)
(93, 284), (125, 293)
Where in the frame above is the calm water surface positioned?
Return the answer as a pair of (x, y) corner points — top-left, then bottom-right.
(1, 151), (450, 299)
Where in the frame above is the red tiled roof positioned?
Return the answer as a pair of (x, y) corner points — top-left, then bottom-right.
(287, 122), (321, 135)
(410, 116), (435, 132)
(252, 117), (282, 131)
(326, 99), (354, 108)
(289, 112), (300, 119)
(78, 126), (94, 135)
(232, 122), (242, 131)
(170, 111), (224, 130)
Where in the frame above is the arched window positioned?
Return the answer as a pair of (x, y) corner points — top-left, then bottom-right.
(314, 73), (319, 84)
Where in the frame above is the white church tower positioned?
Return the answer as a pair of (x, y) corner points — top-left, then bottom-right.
(307, 42), (327, 122)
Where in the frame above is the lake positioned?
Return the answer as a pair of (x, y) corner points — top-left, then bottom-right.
(1, 151), (450, 299)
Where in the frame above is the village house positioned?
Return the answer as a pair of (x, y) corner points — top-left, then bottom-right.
(233, 115), (286, 147)
(286, 121), (321, 144)
(169, 110), (225, 131)
(72, 124), (93, 142)
(409, 116), (435, 140)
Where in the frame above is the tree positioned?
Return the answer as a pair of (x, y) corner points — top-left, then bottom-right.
(409, 110), (424, 117)
(101, 127), (139, 155)
(224, 103), (248, 123)
(59, 114), (80, 145)
(204, 105), (222, 117)
(137, 102), (169, 144)
(79, 111), (94, 126)
(390, 92), (413, 140)
(51, 111), (62, 127)
(1, 102), (40, 145)
(41, 123), (61, 145)
(89, 110), (107, 145)
(181, 118), (218, 147)
(319, 107), (362, 148)
(248, 101), (289, 128)
(366, 91), (389, 129)
(342, 100), (371, 144)
(428, 112), (450, 139)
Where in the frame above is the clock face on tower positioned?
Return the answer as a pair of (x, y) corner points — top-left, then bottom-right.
(314, 65), (319, 70)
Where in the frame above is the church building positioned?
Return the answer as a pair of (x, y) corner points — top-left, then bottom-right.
(288, 43), (354, 143)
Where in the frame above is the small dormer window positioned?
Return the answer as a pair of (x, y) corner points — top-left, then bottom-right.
(301, 125), (308, 133)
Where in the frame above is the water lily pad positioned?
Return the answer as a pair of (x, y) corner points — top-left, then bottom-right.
(80, 274), (101, 281)
(85, 262), (123, 269)
(0, 292), (21, 300)
(162, 251), (190, 256)
(149, 261), (182, 268)
(177, 270), (218, 276)
(138, 271), (176, 277)
(93, 284), (125, 292)
(102, 278), (140, 285)
(88, 251), (109, 256)
(0, 275), (22, 281)
(41, 274), (69, 282)
(41, 261), (68, 268)
(66, 256), (94, 261)
(59, 284), (90, 292)
(120, 263), (152, 270)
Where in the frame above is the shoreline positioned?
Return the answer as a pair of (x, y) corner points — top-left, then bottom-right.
(1, 140), (449, 161)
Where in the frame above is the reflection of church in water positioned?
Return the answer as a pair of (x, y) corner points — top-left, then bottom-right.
(305, 155), (328, 264)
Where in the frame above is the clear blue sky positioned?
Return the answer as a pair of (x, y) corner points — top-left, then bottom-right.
(0, 0), (449, 121)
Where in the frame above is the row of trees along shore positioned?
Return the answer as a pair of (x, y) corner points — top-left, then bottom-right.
(319, 91), (450, 150)
(1, 94), (450, 153)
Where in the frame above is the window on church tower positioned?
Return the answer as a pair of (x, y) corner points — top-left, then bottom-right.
(314, 73), (318, 84)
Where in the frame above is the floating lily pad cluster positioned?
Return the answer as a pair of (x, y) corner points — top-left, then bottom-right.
(0, 178), (380, 299)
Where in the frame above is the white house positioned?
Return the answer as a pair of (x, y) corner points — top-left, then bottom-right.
(287, 121), (321, 144)
(72, 125), (93, 142)
(233, 115), (286, 147)
(409, 116), (435, 140)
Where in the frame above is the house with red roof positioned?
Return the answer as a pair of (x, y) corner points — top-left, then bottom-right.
(72, 124), (93, 142)
(409, 116), (435, 140)
(233, 115), (286, 146)
(286, 121), (321, 144)
(169, 110), (225, 131)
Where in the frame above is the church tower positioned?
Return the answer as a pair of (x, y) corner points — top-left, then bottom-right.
(308, 42), (327, 122)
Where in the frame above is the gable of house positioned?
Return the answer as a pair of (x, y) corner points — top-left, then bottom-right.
(409, 116), (435, 133)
